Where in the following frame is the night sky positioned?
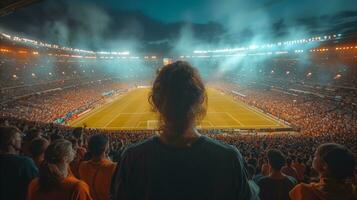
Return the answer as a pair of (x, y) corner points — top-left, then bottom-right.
(0, 0), (357, 53)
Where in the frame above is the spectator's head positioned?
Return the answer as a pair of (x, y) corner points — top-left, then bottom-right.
(297, 158), (303, 164)
(313, 143), (356, 180)
(247, 164), (256, 180)
(50, 133), (64, 143)
(149, 61), (207, 134)
(26, 128), (42, 141)
(0, 126), (22, 154)
(286, 158), (292, 166)
(88, 134), (109, 157)
(72, 127), (84, 146)
(39, 139), (75, 191)
(29, 137), (49, 159)
(267, 149), (286, 171)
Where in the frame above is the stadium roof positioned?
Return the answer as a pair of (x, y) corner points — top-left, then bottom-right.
(0, 0), (41, 17)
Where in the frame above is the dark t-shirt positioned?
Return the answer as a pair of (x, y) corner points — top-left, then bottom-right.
(257, 175), (297, 200)
(0, 154), (38, 200)
(112, 135), (254, 200)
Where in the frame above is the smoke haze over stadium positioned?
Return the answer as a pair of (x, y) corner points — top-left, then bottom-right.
(1, 0), (357, 53)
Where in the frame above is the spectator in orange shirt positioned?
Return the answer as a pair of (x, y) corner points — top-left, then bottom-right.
(27, 139), (92, 200)
(71, 128), (87, 178)
(29, 137), (49, 169)
(79, 134), (116, 200)
(290, 143), (357, 200)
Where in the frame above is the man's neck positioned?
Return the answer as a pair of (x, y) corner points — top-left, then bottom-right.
(269, 170), (285, 179)
(161, 126), (201, 147)
(91, 155), (106, 162)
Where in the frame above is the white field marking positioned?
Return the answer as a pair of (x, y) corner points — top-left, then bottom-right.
(239, 102), (283, 126)
(118, 112), (152, 115)
(221, 92), (283, 126)
(69, 94), (125, 126)
(208, 121), (214, 127)
(92, 123), (282, 130)
(206, 112), (227, 114)
(225, 112), (245, 126)
(103, 114), (121, 128)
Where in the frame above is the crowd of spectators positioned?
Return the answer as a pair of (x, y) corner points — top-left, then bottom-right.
(0, 60), (356, 200)
(0, 81), (130, 123)
(218, 83), (356, 136)
(1, 111), (356, 199)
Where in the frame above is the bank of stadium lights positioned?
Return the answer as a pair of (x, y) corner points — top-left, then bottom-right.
(0, 32), (135, 55)
(310, 48), (329, 52)
(96, 51), (130, 55)
(335, 46), (357, 51)
(0, 48), (10, 53)
(193, 33), (342, 54)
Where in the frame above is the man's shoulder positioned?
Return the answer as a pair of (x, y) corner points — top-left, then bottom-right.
(285, 175), (298, 185)
(123, 136), (157, 153)
(256, 176), (270, 185)
(199, 135), (241, 156)
(0, 154), (35, 166)
(124, 135), (240, 156)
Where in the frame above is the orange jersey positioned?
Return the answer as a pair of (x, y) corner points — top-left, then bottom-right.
(290, 178), (357, 200)
(79, 159), (117, 200)
(27, 176), (92, 200)
(70, 147), (87, 178)
(292, 163), (305, 181)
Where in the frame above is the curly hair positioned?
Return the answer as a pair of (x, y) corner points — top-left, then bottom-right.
(149, 61), (207, 134)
